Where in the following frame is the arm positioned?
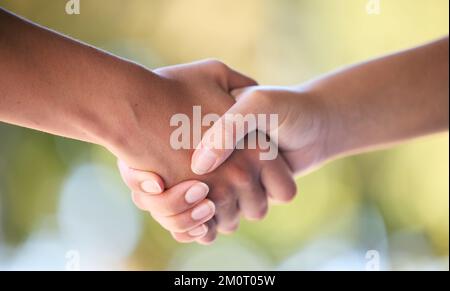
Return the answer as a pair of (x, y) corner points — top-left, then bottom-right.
(0, 8), (297, 242)
(316, 37), (449, 160)
(190, 37), (449, 175)
(0, 8), (158, 146)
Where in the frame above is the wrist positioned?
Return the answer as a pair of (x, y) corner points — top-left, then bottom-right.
(76, 61), (164, 152)
(275, 85), (333, 174)
(306, 85), (346, 163)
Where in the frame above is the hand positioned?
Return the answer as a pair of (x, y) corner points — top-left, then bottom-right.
(191, 38), (450, 176)
(0, 11), (296, 243)
(118, 160), (217, 244)
(190, 85), (331, 176)
(110, 61), (297, 239)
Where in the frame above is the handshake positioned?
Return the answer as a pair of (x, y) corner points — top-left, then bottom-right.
(1, 9), (447, 246)
(114, 59), (328, 245)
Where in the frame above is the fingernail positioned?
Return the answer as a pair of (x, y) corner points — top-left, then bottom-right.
(191, 201), (215, 221)
(185, 183), (209, 204)
(140, 180), (162, 194)
(192, 147), (217, 175)
(188, 225), (208, 237)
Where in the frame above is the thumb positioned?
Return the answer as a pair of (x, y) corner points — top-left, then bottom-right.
(191, 90), (277, 175)
(117, 160), (164, 195)
(230, 88), (248, 101)
(225, 66), (258, 91)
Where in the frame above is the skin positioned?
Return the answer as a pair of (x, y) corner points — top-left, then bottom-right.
(128, 37), (449, 243)
(0, 9), (297, 245)
(191, 37), (449, 174)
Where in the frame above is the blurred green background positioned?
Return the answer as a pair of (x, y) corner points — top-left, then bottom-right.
(0, 0), (448, 270)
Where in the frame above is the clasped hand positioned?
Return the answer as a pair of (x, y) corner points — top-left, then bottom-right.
(116, 60), (322, 244)
(1, 8), (447, 247)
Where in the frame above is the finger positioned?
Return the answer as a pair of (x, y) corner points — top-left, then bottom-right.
(117, 160), (164, 194)
(213, 193), (240, 234)
(260, 156), (297, 204)
(225, 65), (258, 90)
(198, 59), (257, 90)
(196, 219), (218, 245)
(237, 180), (268, 221)
(191, 93), (277, 176)
(132, 181), (210, 217)
(217, 217), (239, 235)
(153, 200), (216, 233)
(230, 88), (250, 102)
(171, 224), (209, 244)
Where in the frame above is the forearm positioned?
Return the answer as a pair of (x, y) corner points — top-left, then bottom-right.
(309, 37), (449, 159)
(0, 8), (161, 147)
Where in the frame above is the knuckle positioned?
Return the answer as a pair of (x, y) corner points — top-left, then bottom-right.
(204, 59), (228, 75)
(204, 58), (225, 67)
(198, 235), (216, 245)
(156, 204), (175, 218)
(156, 195), (182, 217)
(227, 164), (255, 187)
(169, 218), (190, 233)
(277, 180), (298, 203)
(213, 192), (236, 209)
(208, 186), (236, 209)
(171, 233), (194, 244)
(139, 194), (178, 217)
(247, 201), (268, 221)
(217, 222), (239, 234)
(284, 179), (298, 202)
